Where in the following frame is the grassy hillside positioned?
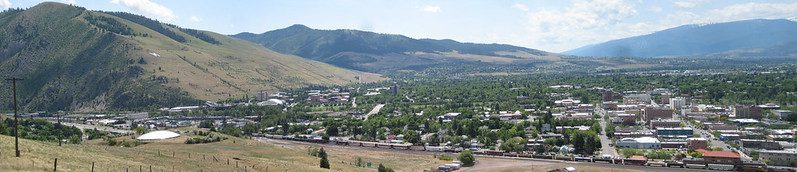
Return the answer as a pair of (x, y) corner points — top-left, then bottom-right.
(232, 24), (561, 72)
(0, 2), (382, 111)
(0, 132), (443, 171)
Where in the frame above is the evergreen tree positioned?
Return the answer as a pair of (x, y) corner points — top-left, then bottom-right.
(319, 147), (330, 169)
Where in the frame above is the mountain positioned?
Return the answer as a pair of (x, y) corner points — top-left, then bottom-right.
(0, 2), (382, 111)
(232, 25), (561, 72)
(565, 19), (797, 58)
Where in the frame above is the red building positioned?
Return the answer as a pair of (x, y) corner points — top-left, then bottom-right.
(697, 149), (741, 165)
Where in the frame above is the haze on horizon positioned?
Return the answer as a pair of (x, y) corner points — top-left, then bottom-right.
(3, 0), (797, 52)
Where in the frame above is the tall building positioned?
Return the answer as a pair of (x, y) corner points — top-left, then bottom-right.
(644, 106), (674, 122)
(734, 105), (762, 119)
(669, 97), (687, 110)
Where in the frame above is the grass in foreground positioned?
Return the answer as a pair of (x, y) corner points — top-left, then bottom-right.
(0, 130), (442, 171)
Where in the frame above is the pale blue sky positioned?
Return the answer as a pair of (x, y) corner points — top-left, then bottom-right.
(3, 0), (797, 52)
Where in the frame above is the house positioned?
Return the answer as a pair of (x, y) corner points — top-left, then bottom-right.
(498, 111), (523, 121)
(758, 149), (797, 166)
(687, 138), (709, 150)
(616, 137), (661, 149)
(697, 149), (741, 165)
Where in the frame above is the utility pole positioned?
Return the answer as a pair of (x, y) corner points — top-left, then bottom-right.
(6, 77), (23, 157)
(57, 111), (62, 146)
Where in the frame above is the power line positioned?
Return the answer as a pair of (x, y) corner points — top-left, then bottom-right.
(5, 77), (23, 157)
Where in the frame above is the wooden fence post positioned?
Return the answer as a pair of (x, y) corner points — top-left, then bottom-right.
(91, 162), (95, 172)
(53, 158), (57, 172)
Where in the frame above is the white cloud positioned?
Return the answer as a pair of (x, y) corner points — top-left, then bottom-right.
(673, 0), (710, 8)
(422, 5), (440, 13)
(650, 6), (663, 13)
(61, 0), (77, 5)
(110, 0), (177, 21)
(1, 0), (11, 9)
(704, 2), (797, 23)
(521, 0), (638, 52)
(190, 16), (201, 22)
(512, 3), (529, 12)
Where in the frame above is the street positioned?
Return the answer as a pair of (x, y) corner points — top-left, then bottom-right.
(595, 105), (619, 157)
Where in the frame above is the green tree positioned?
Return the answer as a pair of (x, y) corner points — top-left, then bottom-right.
(319, 147), (330, 169)
(459, 150), (475, 167)
(378, 163), (395, 172)
(500, 137), (527, 153)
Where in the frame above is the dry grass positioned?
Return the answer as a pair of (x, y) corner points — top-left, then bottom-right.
(0, 131), (443, 172)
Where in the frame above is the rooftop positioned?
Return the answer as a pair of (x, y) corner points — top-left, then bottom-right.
(697, 149), (740, 159)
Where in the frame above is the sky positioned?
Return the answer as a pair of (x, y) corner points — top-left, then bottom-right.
(2, 0), (797, 53)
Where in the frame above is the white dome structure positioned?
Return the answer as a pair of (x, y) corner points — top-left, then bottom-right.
(137, 130), (180, 140)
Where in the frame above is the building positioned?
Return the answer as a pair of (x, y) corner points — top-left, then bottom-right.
(656, 127), (694, 137)
(758, 149), (797, 166)
(706, 123), (738, 131)
(649, 119), (682, 129)
(644, 107), (674, 123)
(687, 138), (709, 150)
(389, 84), (399, 94)
(669, 97), (687, 110)
(659, 93), (672, 104)
(698, 149), (741, 165)
(255, 91), (269, 101)
(554, 98), (581, 107)
(734, 105), (762, 119)
(741, 139), (783, 150)
(616, 137), (661, 149)
(772, 110), (792, 120)
(757, 103), (781, 110)
(613, 113), (637, 125)
(624, 94), (651, 104)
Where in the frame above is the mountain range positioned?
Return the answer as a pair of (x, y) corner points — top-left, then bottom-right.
(232, 25), (562, 72)
(0, 2), (382, 111)
(565, 19), (797, 58)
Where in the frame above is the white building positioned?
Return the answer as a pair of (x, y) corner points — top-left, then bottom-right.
(616, 137), (661, 149)
(669, 97), (687, 110)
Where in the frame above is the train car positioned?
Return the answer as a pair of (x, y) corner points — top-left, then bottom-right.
(532, 154), (553, 159)
(707, 164), (735, 171)
(664, 160), (684, 168)
(574, 157), (592, 162)
(622, 156), (647, 166)
(483, 150), (504, 156)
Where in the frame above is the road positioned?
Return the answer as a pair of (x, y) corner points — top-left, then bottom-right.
(58, 122), (133, 134)
(364, 104), (385, 120)
(595, 104), (618, 157)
